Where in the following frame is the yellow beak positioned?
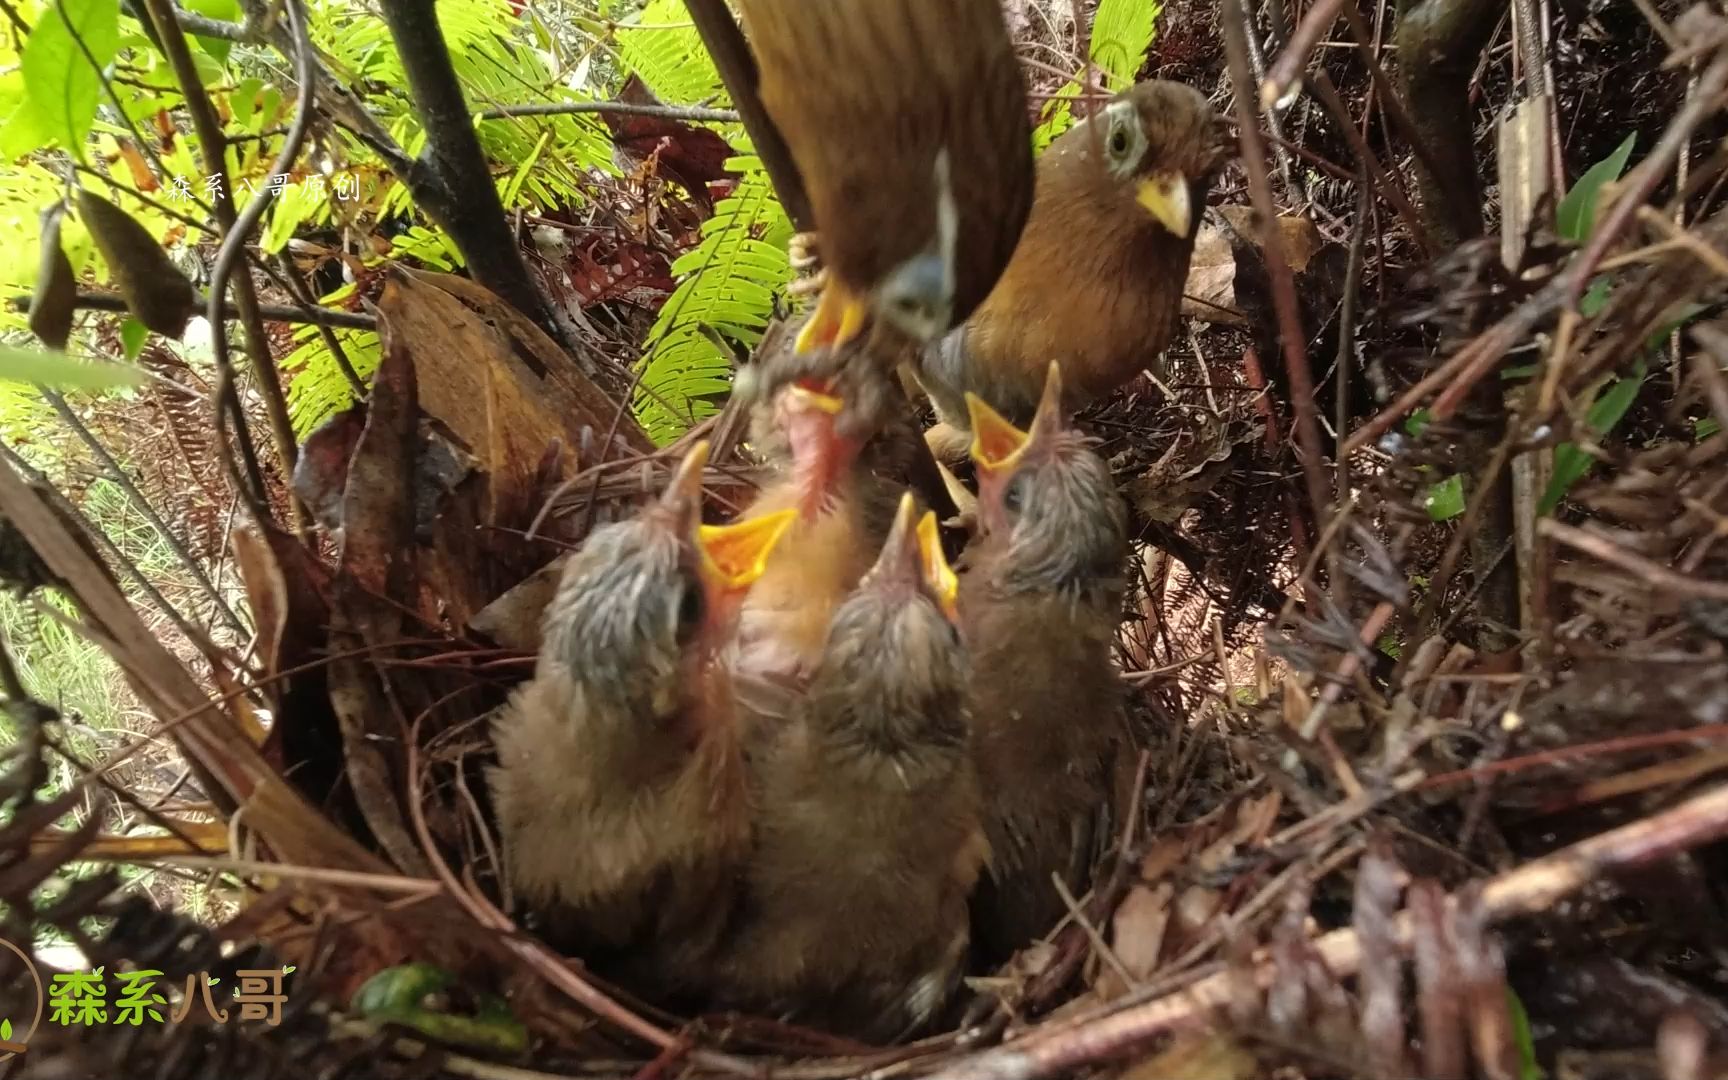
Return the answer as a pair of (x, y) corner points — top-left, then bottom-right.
(1136, 171), (1193, 237)
(784, 382), (844, 416)
(965, 394), (1031, 478)
(916, 509), (959, 623)
(794, 285), (869, 354)
(697, 508), (797, 592)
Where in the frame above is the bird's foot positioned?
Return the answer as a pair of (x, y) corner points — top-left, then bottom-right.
(787, 230), (822, 272)
(786, 267), (826, 297)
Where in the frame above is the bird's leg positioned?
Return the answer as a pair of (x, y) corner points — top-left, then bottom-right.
(786, 266), (826, 297)
(787, 230), (822, 272)
(933, 456), (978, 535)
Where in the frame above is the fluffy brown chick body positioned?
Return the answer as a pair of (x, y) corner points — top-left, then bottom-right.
(489, 445), (791, 990)
(918, 81), (1221, 441)
(734, 0), (1033, 349)
(734, 380), (921, 688)
(716, 498), (984, 1041)
(958, 368), (1130, 964)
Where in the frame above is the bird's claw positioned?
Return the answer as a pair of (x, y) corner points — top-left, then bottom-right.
(788, 231), (822, 272)
(786, 267), (827, 297)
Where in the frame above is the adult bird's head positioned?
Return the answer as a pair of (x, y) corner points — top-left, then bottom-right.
(1056, 80), (1223, 244)
(966, 364), (1128, 595)
(540, 440), (795, 726)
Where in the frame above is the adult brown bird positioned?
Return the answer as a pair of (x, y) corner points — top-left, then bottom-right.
(715, 492), (985, 1040)
(958, 363), (1130, 965)
(732, 0), (1034, 354)
(917, 80), (1222, 453)
(488, 441), (795, 984)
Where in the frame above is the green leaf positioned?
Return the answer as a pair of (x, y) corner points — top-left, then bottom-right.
(1696, 416), (1721, 440)
(1557, 133), (1635, 243)
(2, 1017), (13, 1040)
(19, 0), (123, 155)
(182, 0), (239, 63)
(1540, 362), (1647, 514)
(1579, 275), (1612, 317)
(1032, 0), (1162, 149)
(119, 316), (147, 360)
(500, 130), (550, 210)
(618, 0), (726, 106)
(1405, 408), (1432, 436)
(231, 76), (262, 130)
(1507, 989), (1543, 1080)
(0, 344), (142, 390)
(1424, 473), (1465, 521)
(634, 157), (792, 444)
(1090, 0), (1163, 86)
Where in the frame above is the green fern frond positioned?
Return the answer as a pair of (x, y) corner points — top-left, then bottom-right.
(1032, 0), (1164, 150)
(633, 156), (792, 445)
(281, 283), (382, 438)
(616, 0), (728, 107)
(1092, 0), (1163, 85)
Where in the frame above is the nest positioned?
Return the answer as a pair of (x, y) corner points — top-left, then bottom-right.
(8, 0), (1728, 1078)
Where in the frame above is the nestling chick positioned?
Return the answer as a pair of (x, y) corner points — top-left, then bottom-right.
(733, 0), (1034, 353)
(488, 441), (795, 985)
(734, 380), (920, 691)
(917, 81), (1222, 454)
(958, 364), (1130, 966)
(715, 494), (985, 1041)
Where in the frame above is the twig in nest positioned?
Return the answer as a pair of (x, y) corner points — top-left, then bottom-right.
(1219, 0), (1330, 537)
(923, 781), (1728, 1080)
(1539, 519), (1728, 602)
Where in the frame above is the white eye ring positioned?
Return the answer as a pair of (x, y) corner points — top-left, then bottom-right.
(1100, 100), (1146, 179)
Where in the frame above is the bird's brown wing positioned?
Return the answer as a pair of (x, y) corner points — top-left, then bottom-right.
(734, 0), (1032, 322)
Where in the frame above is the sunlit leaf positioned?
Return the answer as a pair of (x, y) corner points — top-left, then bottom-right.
(1032, 0), (1162, 148)
(19, 0), (123, 155)
(1557, 133), (1635, 243)
(1507, 989), (1543, 1080)
(119, 316), (147, 360)
(1424, 473), (1464, 521)
(182, 0), (240, 63)
(0, 344), (142, 389)
(1541, 362), (1646, 514)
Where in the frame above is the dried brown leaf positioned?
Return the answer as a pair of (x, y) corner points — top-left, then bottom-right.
(28, 205), (76, 351)
(76, 188), (198, 338)
(468, 553), (569, 653)
(1115, 1029), (1259, 1080)
(1097, 883), (1172, 999)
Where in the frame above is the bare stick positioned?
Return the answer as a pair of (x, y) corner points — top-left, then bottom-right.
(5, 289), (376, 330)
(1220, 0), (1330, 533)
(924, 782), (1728, 1080)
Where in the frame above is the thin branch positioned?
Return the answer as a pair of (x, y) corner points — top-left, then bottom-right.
(1260, 0), (1349, 106)
(1220, 0), (1331, 536)
(926, 781), (1728, 1080)
(682, 0), (813, 231)
(262, 253), (367, 396)
(375, 0), (578, 353)
(479, 99), (740, 123)
(1540, 519), (1728, 602)
(5, 289), (376, 329)
(167, 0), (250, 40)
(33, 391), (249, 638)
(139, 0), (301, 527)
(203, 0), (318, 529)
